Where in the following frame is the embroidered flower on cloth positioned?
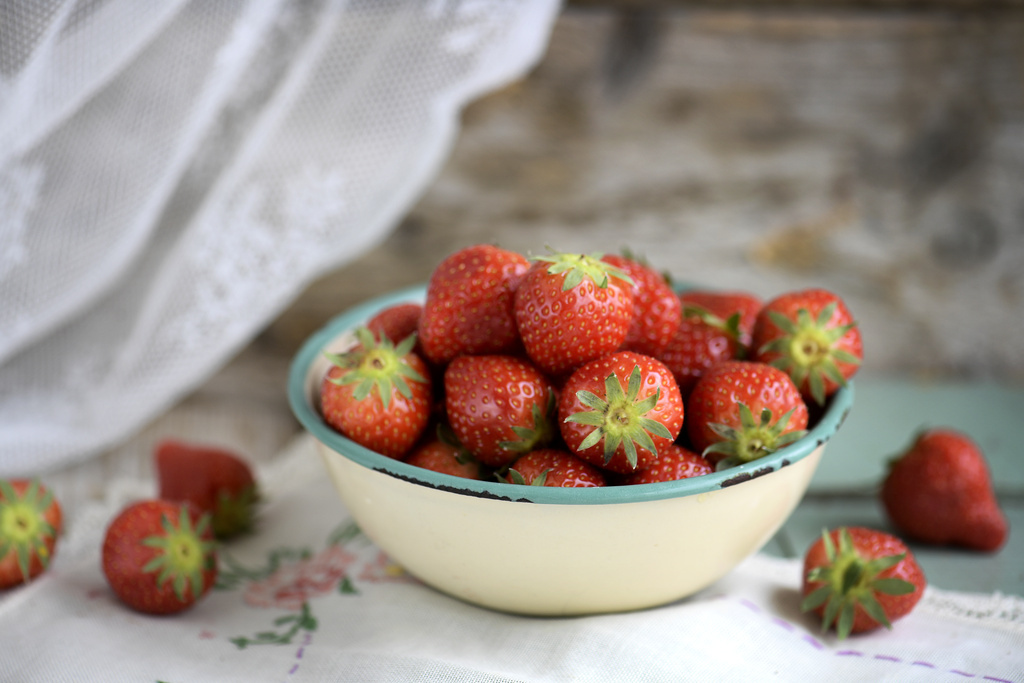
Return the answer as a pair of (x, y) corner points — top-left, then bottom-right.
(243, 546), (358, 610)
(358, 551), (418, 584)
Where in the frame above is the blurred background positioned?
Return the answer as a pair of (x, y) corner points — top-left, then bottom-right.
(2, 1), (1022, 534)
(278, 2), (1024, 385)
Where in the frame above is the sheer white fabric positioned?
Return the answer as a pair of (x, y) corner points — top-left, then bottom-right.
(0, 0), (561, 476)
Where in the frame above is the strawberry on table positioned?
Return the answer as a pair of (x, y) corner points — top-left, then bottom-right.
(620, 444), (714, 485)
(881, 428), (1008, 552)
(686, 361), (809, 467)
(444, 355), (557, 469)
(601, 253), (681, 358)
(0, 479), (62, 589)
(559, 351), (683, 474)
(505, 449), (607, 488)
(513, 250), (635, 378)
(102, 500), (217, 615)
(155, 440), (260, 540)
(801, 527), (925, 639)
(752, 288), (862, 405)
(418, 244), (529, 365)
(320, 327), (432, 460)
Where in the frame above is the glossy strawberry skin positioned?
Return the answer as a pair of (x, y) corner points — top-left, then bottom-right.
(559, 351), (683, 474)
(418, 244), (529, 365)
(405, 440), (482, 480)
(686, 361), (808, 464)
(657, 316), (743, 398)
(679, 290), (762, 349)
(155, 440), (259, 539)
(320, 347), (432, 460)
(102, 500), (217, 615)
(621, 444), (713, 485)
(367, 303), (422, 345)
(752, 288), (862, 404)
(506, 449), (607, 488)
(0, 480), (63, 589)
(602, 254), (681, 358)
(444, 355), (556, 468)
(513, 255), (635, 378)
(802, 527), (925, 636)
(881, 429), (1008, 552)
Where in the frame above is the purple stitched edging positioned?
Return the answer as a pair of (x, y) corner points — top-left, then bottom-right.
(286, 632), (313, 679)
(736, 597), (1020, 682)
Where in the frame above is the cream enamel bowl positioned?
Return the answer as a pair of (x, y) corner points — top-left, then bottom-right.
(288, 284), (853, 616)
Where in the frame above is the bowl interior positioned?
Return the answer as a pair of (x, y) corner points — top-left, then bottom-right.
(287, 283), (854, 505)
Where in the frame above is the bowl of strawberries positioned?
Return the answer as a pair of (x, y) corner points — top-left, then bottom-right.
(288, 245), (858, 616)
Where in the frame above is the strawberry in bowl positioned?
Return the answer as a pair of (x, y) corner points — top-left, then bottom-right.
(290, 245), (854, 616)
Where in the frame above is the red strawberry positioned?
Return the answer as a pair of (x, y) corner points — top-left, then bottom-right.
(405, 438), (482, 480)
(366, 302), (422, 345)
(559, 351), (683, 474)
(102, 500), (217, 615)
(155, 440), (260, 540)
(678, 289), (762, 349)
(506, 449), (607, 488)
(444, 355), (557, 468)
(686, 361), (809, 467)
(752, 288), (862, 405)
(881, 429), (1008, 552)
(621, 444), (713, 485)
(0, 479), (62, 589)
(513, 251), (635, 378)
(602, 253), (681, 357)
(320, 327), (432, 459)
(418, 244), (529, 365)
(657, 314), (743, 399)
(801, 527), (925, 639)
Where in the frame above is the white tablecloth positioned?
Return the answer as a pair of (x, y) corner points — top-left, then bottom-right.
(2, 435), (1022, 682)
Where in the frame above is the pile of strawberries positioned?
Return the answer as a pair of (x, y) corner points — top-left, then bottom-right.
(320, 244), (862, 486)
(0, 244), (1009, 642)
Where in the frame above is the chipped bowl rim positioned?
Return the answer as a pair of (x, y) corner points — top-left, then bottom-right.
(288, 283), (853, 505)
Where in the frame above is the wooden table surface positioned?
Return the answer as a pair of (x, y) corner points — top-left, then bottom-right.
(41, 5), (1024, 600)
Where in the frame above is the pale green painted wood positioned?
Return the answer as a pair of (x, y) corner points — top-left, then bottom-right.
(809, 376), (1024, 495)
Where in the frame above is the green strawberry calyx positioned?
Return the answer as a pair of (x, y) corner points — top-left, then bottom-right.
(800, 528), (916, 640)
(0, 479), (57, 583)
(532, 251), (635, 292)
(759, 303), (861, 405)
(141, 506), (217, 604)
(507, 468), (552, 486)
(324, 327), (427, 410)
(497, 390), (557, 455)
(704, 403), (807, 469)
(212, 484), (260, 540)
(565, 365), (673, 469)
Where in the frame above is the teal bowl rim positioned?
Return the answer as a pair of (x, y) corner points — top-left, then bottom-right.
(288, 283), (854, 505)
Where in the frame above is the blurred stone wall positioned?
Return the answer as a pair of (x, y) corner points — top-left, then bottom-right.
(269, 6), (1024, 382)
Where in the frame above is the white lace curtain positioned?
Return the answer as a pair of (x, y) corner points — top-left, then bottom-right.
(0, 0), (561, 476)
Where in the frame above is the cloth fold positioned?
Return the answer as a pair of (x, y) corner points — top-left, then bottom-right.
(1, 434), (1021, 682)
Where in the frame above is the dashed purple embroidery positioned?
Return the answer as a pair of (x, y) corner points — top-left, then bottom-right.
(801, 634), (824, 650)
(286, 632), (313, 679)
(736, 596), (1019, 682)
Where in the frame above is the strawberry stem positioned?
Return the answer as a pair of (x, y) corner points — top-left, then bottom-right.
(565, 365), (672, 469)
(0, 479), (57, 583)
(324, 327), (426, 410)
(801, 528), (916, 639)
(140, 507), (217, 603)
